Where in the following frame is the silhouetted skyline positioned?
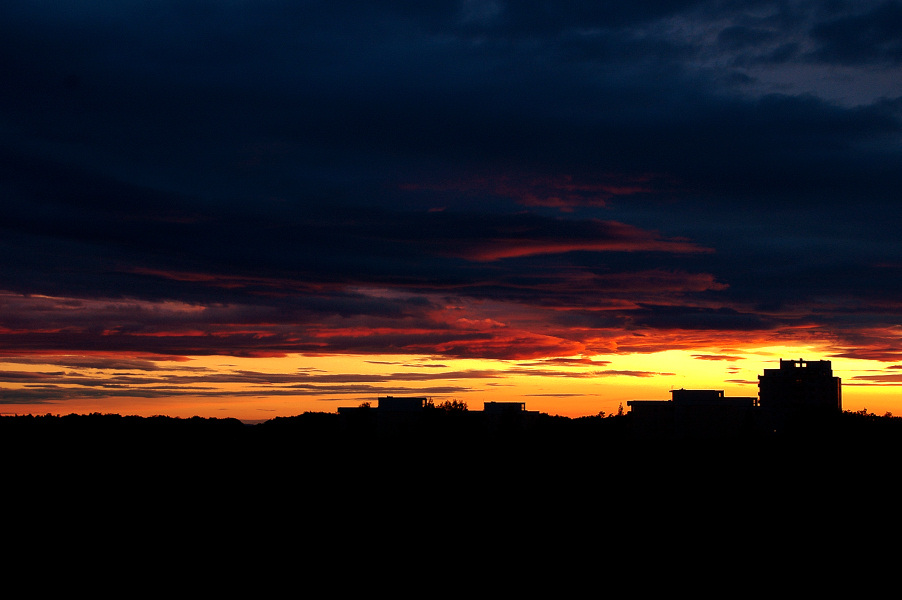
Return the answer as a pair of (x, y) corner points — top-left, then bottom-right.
(2, 2), (902, 419)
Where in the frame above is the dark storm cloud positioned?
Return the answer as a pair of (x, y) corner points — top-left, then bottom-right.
(630, 305), (775, 332)
(1, 0), (901, 366)
(3, 2), (898, 185)
(810, 1), (902, 65)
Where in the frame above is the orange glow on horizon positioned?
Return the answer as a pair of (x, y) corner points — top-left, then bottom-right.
(2, 346), (901, 421)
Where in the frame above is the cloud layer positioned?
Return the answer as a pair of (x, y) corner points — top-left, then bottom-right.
(2, 1), (902, 407)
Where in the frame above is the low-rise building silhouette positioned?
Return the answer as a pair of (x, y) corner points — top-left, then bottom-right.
(482, 401), (538, 430)
(375, 396), (431, 412)
(337, 397), (538, 434)
(483, 401), (527, 414)
(336, 396), (432, 434)
(628, 389), (757, 439)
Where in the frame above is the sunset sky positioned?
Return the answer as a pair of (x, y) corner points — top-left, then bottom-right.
(3, 1), (902, 420)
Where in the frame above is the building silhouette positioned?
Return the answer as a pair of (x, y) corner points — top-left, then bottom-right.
(628, 389), (757, 439)
(334, 359), (844, 439)
(627, 358), (842, 438)
(482, 401), (538, 430)
(375, 396), (431, 412)
(335, 396), (432, 434)
(758, 358), (841, 431)
(337, 397), (537, 434)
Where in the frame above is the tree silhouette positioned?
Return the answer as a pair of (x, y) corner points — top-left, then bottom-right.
(435, 399), (468, 412)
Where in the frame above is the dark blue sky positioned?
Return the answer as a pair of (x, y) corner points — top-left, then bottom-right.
(2, 1), (902, 376)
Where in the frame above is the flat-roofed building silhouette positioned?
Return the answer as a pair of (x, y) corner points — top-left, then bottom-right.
(483, 401), (527, 414)
(482, 401), (538, 431)
(337, 397), (540, 435)
(628, 389), (757, 439)
(376, 396), (430, 412)
(336, 396), (432, 435)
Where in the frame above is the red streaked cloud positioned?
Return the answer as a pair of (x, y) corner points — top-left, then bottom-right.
(448, 220), (712, 261)
(129, 268), (337, 296)
(692, 354), (745, 361)
(433, 332), (586, 360)
(2, 284), (898, 366)
(401, 172), (668, 210)
(849, 374), (902, 385)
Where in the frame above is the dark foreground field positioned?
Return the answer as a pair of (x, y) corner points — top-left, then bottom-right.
(4, 409), (899, 492)
(2, 409), (897, 587)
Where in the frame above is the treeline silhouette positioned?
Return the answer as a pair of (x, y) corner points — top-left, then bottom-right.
(0, 408), (632, 465)
(4, 407), (901, 468)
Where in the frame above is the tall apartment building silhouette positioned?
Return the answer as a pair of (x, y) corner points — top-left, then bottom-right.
(758, 358), (841, 430)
